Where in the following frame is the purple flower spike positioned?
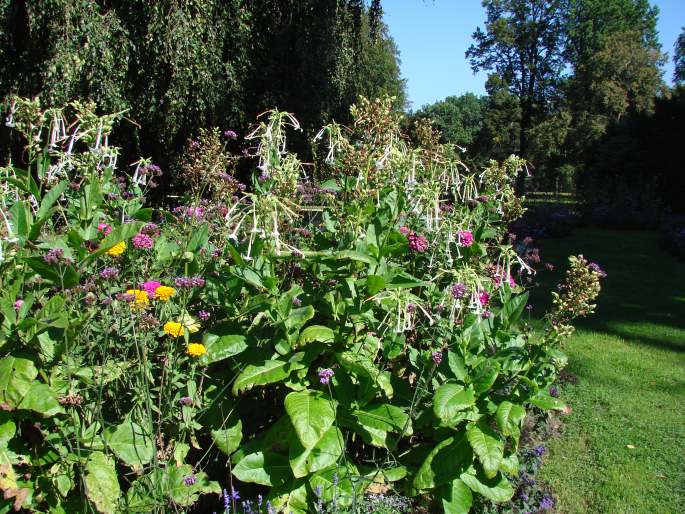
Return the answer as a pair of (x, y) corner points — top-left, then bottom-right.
(318, 368), (334, 385)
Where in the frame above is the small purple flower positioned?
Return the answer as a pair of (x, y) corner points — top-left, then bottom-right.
(13, 299), (24, 311)
(534, 444), (546, 457)
(588, 262), (607, 278)
(141, 222), (160, 235)
(451, 282), (467, 299)
(481, 310), (492, 319)
(132, 233), (154, 249)
(292, 297), (302, 307)
(179, 396), (193, 406)
(257, 494), (263, 508)
(432, 351), (443, 365)
(230, 488), (240, 501)
(408, 232), (429, 252)
(540, 496), (554, 510)
(175, 276), (205, 288)
(457, 230), (474, 247)
(100, 266), (120, 280)
(101, 297), (113, 306)
(224, 130), (238, 140)
(223, 489), (230, 512)
(44, 248), (64, 264)
(318, 368), (334, 385)
(198, 310), (211, 321)
(550, 386), (559, 397)
(183, 474), (197, 486)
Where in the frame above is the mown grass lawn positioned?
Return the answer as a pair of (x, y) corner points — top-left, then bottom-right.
(531, 228), (685, 513)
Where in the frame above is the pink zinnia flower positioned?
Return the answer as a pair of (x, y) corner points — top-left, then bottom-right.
(132, 233), (154, 249)
(457, 230), (474, 247)
(97, 223), (113, 235)
(141, 280), (162, 297)
(478, 291), (490, 306)
(408, 232), (429, 252)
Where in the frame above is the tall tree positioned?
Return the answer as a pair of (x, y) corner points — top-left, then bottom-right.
(466, 0), (567, 166)
(674, 27), (685, 83)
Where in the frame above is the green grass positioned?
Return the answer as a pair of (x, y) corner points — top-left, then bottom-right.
(532, 228), (685, 513)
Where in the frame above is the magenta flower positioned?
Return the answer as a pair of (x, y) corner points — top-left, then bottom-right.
(399, 226), (411, 236)
(132, 233), (154, 249)
(508, 274), (516, 288)
(408, 232), (429, 252)
(432, 351), (443, 365)
(482, 310), (492, 318)
(318, 368), (334, 385)
(478, 291), (490, 306)
(457, 230), (474, 247)
(97, 223), (113, 236)
(14, 299), (24, 311)
(197, 310), (211, 321)
(141, 280), (162, 296)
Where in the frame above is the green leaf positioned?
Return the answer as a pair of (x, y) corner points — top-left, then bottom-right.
(336, 352), (393, 398)
(309, 464), (360, 507)
(289, 426), (343, 478)
(349, 403), (412, 447)
(211, 418), (242, 455)
(460, 471), (514, 503)
(366, 275), (386, 295)
(472, 362), (499, 395)
(232, 451), (292, 487)
(103, 421), (154, 468)
(447, 351), (467, 381)
(466, 423), (503, 479)
(17, 383), (64, 417)
(81, 222), (144, 264)
(0, 356), (37, 407)
(24, 256), (80, 288)
(232, 360), (295, 395)
(84, 452), (120, 514)
(441, 479), (473, 514)
(501, 291), (529, 326)
(529, 392), (566, 411)
(296, 325), (334, 348)
(433, 384), (476, 425)
(201, 332), (247, 364)
(9, 200), (32, 240)
(495, 401), (526, 439)
(284, 390), (336, 449)
(186, 223), (209, 253)
(166, 464), (221, 506)
(413, 436), (473, 492)
(30, 181), (68, 240)
(500, 453), (520, 475)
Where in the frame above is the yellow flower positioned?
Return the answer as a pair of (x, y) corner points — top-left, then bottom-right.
(126, 289), (149, 310)
(163, 321), (184, 337)
(154, 286), (175, 301)
(106, 241), (126, 256)
(186, 343), (207, 357)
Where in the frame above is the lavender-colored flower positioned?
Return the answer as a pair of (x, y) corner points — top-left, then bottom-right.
(224, 129), (238, 140)
(101, 297), (113, 306)
(183, 474), (197, 486)
(179, 396), (193, 406)
(588, 262), (607, 278)
(408, 232), (429, 252)
(175, 276), (205, 288)
(399, 226), (411, 236)
(520, 492), (529, 502)
(223, 489), (231, 512)
(191, 276), (206, 287)
(198, 310), (211, 321)
(257, 494), (263, 508)
(534, 444), (547, 457)
(100, 267), (120, 280)
(242, 501), (253, 514)
(14, 299), (24, 311)
(230, 488), (240, 501)
(318, 368), (334, 385)
(44, 248), (64, 264)
(432, 351), (443, 365)
(266, 501), (274, 514)
(451, 282), (467, 299)
(132, 233), (154, 249)
(332, 472), (339, 487)
(540, 496), (554, 510)
(550, 386), (559, 398)
(523, 236), (534, 246)
(292, 297), (302, 307)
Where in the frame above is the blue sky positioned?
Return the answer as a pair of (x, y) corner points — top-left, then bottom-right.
(384, 0), (685, 110)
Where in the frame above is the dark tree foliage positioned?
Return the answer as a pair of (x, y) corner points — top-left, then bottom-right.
(410, 93), (486, 149)
(0, 0), (405, 177)
(674, 27), (685, 83)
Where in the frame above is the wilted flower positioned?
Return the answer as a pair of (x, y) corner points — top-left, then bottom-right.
(106, 241), (126, 256)
(44, 248), (64, 264)
(482, 310), (492, 318)
(292, 297), (302, 307)
(550, 386), (559, 397)
(399, 226), (411, 236)
(318, 368), (334, 385)
(115, 292), (135, 302)
(179, 396), (193, 406)
(457, 230), (474, 247)
(132, 233), (154, 249)
(187, 342), (206, 357)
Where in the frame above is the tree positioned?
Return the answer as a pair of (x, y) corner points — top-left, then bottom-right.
(674, 27), (685, 83)
(411, 93), (486, 149)
(466, 0), (567, 165)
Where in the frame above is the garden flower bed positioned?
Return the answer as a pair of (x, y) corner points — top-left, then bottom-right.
(0, 96), (603, 513)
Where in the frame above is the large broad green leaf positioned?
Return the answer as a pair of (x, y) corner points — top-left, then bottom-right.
(348, 403), (412, 447)
(296, 325), (334, 348)
(412, 436), (473, 492)
(500, 453), (520, 475)
(308, 464), (360, 507)
(466, 423), (503, 479)
(433, 384), (476, 425)
(460, 471), (514, 503)
(232, 360), (295, 395)
(24, 256), (80, 288)
(0, 356), (37, 407)
(472, 362), (499, 395)
(103, 421), (154, 469)
(17, 383), (64, 417)
(336, 352), (393, 398)
(84, 452), (120, 514)
(232, 451), (292, 487)
(495, 401), (526, 439)
(200, 332), (247, 364)
(211, 418), (242, 455)
(284, 390), (336, 449)
(441, 479), (473, 514)
(268, 478), (309, 514)
(529, 392), (566, 411)
(501, 291), (529, 326)
(366, 274), (386, 295)
(447, 351), (467, 381)
(289, 426), (343, 478)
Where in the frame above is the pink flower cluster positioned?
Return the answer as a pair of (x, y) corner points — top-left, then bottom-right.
(406, 231), (429, 253)
(478, 291), (490, 306)
(457, 230), (474, 247)
(97, 223), (113, 236)
(132, 233), (155, 249)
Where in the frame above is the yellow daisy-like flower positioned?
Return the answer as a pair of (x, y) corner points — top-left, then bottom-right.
(186, 343), (207, 357)
(126, 289), (149, 310)
(154, 285), (175, 301)
(106, 241), (126, 256)
(163, 321), (184, 337)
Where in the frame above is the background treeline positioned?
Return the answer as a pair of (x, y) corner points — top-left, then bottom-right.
(410, 0), (685, 219)
(0, 0), (405, 173)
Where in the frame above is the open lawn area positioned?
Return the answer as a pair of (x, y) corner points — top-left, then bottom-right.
(534, 229), (685, 513)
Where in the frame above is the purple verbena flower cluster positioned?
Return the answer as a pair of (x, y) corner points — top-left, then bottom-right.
(175, 276), (205, 288)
